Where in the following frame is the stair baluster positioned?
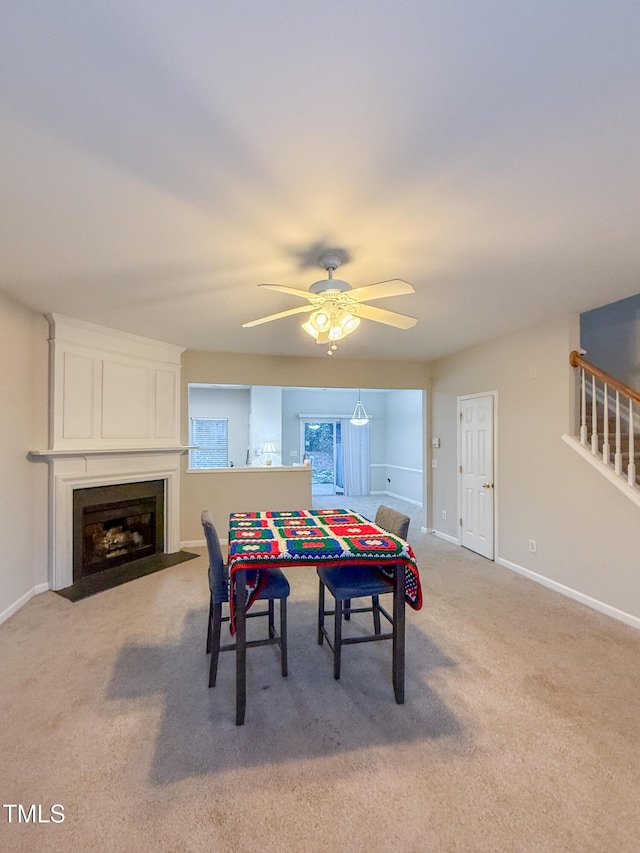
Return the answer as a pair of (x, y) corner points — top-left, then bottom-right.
(615, 390), (622, 476)
(602, 382), (610, 464)
(580, 368), (588, 445)
(628, 401), (636, 486)
(591, 375), (598, 454)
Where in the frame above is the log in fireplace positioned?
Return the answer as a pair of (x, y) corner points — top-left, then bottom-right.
(73, 480), (164, 581)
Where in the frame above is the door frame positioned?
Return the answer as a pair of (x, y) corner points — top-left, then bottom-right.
(456, 391), (499, 560)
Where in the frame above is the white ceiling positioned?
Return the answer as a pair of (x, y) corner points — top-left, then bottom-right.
(1, 1), (639, 360)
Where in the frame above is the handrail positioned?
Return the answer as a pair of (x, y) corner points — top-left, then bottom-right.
(569, 351), (640, 406)
(567, 350), (640, 498)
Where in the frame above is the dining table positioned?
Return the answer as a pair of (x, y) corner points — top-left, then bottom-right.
(227, 508), (422, 725)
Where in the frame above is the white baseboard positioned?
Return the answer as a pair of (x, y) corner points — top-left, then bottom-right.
(497, 557), (640, 631)
(1, 582), (50, 627)
(369, 489), (423, 507)
(430, 529), (460, 545)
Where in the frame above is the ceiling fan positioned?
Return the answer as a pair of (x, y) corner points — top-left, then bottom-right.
(242, 251), (417, 354)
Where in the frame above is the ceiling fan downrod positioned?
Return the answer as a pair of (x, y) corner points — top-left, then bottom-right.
(309, 252), (352, 295)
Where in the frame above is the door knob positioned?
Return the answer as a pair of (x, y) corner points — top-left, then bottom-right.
(482, 482), (494, 489)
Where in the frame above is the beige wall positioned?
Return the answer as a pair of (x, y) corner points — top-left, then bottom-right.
(431, 315), (640, 622)
(180, 349), (431, 542)
(182, 349), (430, 429)
(181, 467), (312, 544)
(0, 295), (49, 621)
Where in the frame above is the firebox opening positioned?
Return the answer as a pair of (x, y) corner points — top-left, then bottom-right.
(73, 481), (164, 581)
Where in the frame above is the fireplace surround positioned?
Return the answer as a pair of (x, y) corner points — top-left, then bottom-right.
(31, 448), (185, 590)
(73, 480), (164, 580)
(30, 314), (188, 591)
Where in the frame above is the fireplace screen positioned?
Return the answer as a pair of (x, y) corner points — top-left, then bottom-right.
(73, 481), (164, 580)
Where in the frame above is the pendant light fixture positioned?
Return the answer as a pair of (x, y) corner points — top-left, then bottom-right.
(350, 390), (369, 426)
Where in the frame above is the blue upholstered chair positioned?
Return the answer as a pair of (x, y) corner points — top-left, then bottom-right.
(317, 505), (410, 679)
(202, 510), (290, 688)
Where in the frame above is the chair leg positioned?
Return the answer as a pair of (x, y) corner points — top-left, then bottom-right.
(206, 596), (213, 653)
(345, 598), (351, 621)
(334, 597), (342, 680)
(268, 599), (275, 638)
(372, 595), (381, 635)
(208, 602), (223, 688)
(280, 597), (288, 677)
(318, 577), (325, 645)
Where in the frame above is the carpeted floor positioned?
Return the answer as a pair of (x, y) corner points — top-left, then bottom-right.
(1, 498), (639, 851)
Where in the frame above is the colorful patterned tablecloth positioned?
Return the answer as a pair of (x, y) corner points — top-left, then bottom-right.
(227, 508), (422, 634)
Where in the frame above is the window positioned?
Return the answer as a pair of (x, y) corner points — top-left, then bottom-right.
(189, 418), (229, 469)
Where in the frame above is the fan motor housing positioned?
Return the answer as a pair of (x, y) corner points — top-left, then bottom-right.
(308, 278), (352, 294)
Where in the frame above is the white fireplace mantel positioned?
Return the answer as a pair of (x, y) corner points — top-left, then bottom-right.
(30, 447), (190, 460)
(31, 447), (189, 590)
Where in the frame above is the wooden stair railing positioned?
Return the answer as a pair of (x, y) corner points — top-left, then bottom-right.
(569, 351), (640, 488)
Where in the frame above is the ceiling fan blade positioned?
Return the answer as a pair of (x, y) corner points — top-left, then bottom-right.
(348, 279), (415, 303)
(258, 283), (314, 301)
(242, 304), (315, 328)
(355, 302), (417, 330)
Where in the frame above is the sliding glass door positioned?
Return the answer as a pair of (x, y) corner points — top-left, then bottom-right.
(301, 420), (342, 495)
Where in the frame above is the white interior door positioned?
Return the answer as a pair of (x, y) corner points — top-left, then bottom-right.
(459, 394), (495, 559)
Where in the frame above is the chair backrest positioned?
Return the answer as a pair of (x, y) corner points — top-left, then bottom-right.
(375, 505), (410, 540)
(201, 510), (227, 598)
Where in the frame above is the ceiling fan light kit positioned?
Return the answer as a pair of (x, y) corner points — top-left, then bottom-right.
(301, 304), (361, 346)
(242, 249), (417, 355)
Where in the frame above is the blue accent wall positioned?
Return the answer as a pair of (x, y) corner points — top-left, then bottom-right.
(580, 293), (640, 389)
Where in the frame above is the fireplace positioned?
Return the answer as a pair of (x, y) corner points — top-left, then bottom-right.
(73, 480), (164, 581)
(30, 315), (187, 590)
